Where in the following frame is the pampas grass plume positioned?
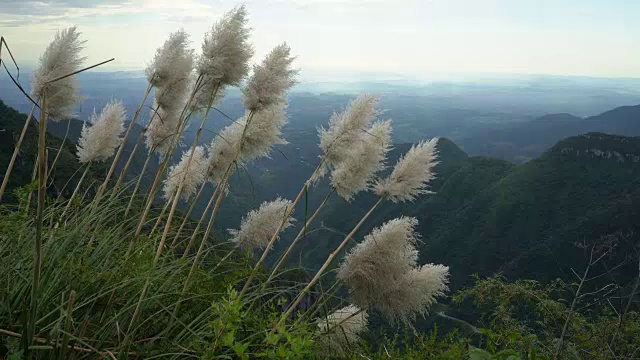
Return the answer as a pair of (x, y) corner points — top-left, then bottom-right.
(331, 119), (392, 201)
(377, 264), (449, 324)
(243, 43), (297, 112)
(337, 217), (419, 307)
(31, 26), (86, 120)
(206, 102), (288, 184)
(317, 305), (368, 355)
(375, 138), (439, 202)
(145, 102), (181, 157)
(228, 198), (295, 250)
(318, 94), (380, 170)
(145, 30), (194, 112)
(77, 100), (126, 163)
(198, 5), (253, 87)
(162, 146), (208, 200)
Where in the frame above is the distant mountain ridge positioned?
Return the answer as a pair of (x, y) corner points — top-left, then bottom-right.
(462, 104), (640, 162)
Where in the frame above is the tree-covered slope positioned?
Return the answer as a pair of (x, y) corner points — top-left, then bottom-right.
(462, 104), (640, 162)
(421, 132), (640, 287)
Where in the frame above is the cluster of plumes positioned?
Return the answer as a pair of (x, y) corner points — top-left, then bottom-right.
(206, 102), (288, 185)
(144, 102), (182, 157)
(206, 43), (296, 185)
(77, 100), (126, 163)
(31, 26), (86, 120)
(337, 217), (449, 325)
(192, 5), (253, 111)
(315, 94), (392, 201)
(228, 198), (295, 251)
(376, 264), (449, 325)
(144, 30), (194, 156)
(330, 120), (392, 201)
(317, 305), (368, 355)
(375, 138), (439, 202)
(162, 146), (208, 200)
(242, 43), (297, 112)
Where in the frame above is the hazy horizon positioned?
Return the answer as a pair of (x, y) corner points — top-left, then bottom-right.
(2, 0), (640, 78)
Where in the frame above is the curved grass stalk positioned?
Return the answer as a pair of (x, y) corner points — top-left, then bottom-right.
(170, 182), (206, 248)
(150, 192), (174, 236)
(266, 189), (334, 285)
(60, 162), (91, 220)
(48, 118), (71, 180)
(123, 150), (153, 218)
(181, 185), (220, 257)
(28, 92), (48, 350)
(0, 103), (36, 202)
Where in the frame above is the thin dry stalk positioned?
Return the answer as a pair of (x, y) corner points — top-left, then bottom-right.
(29, 92), (48, 349)
(173, 163), (233, 318)
(123, 149), (153, 218)
(555, 245), (612, 358)
(175, 108), (261, 316)
(61, 162), (91, 220)
(151, 192), (174, 236)
(134, 75), (204, 237)
(154, 84), (220, 287)
(266, 189), (334, 285)
(182, 185), (220, 257)
(275, 197), (384, 329)
(171, 182), (206, 248)
(238, 164), (323, 300)
(58, 290), (76, 359)
(121, 78), (205, 354)
(0, 328), (124, 357)
(0, 103), (36, 202)
(98, 82), (154, 204)
(25, 154), (39, 213)
(48, 118), (71, 178)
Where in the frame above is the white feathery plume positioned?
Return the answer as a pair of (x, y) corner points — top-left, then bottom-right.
(374, 138), (439, 202)
(317, 305), (368, 355)
(317, 94), (380, 172)
(337, 217), (419, 308)
(195, 5), (253, 110)
(145, 102), (181, 157)
(376, 264), (449, 325)
(206, 102), (288, 185)
(77, 100), (126, 163)
(206, 119), (242, 185)
(243, 43), (297, 112)
(162, 146), (208, 200)
(330, 120), (392, 201)
(145, 30), (194, 111)
(239, 101), (288, 161)
(228, 198), (295, 251)
(31, 26), (86, 120)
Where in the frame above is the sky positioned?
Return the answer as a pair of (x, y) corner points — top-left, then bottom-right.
(1, 0), (639, 79)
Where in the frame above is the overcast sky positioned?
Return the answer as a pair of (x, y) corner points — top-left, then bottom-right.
(1, 0), (639, 79)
